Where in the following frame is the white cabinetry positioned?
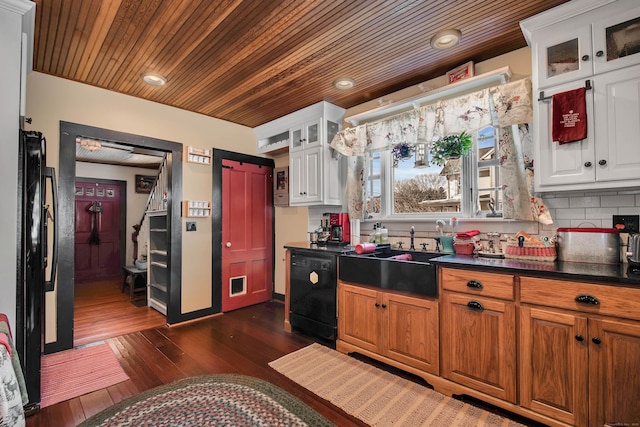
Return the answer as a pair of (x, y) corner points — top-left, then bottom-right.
(0, 0), (34, 329)
(254, 101), (345, 206)
(148, 211), (169, 315)
(521, 0), (640, 192)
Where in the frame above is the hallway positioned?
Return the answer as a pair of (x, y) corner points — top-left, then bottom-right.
(73, 277), (165, 347)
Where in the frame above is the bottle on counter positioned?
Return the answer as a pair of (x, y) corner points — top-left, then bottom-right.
(355, 243), (377, 254)
(370, 223), (378, 243)
(375, 223), (382, 244)
(379, 224), (389, 244)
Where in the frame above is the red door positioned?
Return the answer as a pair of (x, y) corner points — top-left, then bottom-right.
(74, 181), (122, 282)
(221, 160), (273, 312)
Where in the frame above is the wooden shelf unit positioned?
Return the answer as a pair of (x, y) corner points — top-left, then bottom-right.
(182, 200), (212, 217)
(148, 212), (169, 315)
(186, 146), (211, 164)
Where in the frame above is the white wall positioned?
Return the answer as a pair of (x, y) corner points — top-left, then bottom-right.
(0, 1), (31, 331)
(25, 72), (256, 343)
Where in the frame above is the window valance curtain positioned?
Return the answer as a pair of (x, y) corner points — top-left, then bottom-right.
(333, 78), (553, 225)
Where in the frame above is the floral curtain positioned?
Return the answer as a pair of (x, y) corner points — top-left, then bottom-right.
(332, 78), (552, 224)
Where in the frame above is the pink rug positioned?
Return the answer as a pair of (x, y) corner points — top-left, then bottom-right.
(41, 342), (129, 407)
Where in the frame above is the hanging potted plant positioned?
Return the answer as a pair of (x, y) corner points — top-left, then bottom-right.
(430, 131), (473, 166)
(391, 142), (415, 167)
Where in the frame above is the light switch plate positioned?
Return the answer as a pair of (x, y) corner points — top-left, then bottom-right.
(613, 215), (639, 233)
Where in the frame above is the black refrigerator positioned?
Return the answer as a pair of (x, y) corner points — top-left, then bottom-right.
(16, 129), (57, 411)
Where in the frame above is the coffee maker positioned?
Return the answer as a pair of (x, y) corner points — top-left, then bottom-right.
(329, 213), (350, 244)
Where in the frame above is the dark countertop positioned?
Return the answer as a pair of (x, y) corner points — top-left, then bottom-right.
(431, 254), (640, 286)
(284, 243), (640, 286)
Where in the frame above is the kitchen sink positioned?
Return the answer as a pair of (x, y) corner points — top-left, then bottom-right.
(339, 246), (441, 297)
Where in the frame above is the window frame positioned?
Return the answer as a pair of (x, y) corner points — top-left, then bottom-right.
(363, 125), (502, 220)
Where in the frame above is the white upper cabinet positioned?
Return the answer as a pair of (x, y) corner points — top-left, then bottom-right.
(253, 101), (345, 206)
(522, 0), (640, 192)
(524, 0), (640, 89)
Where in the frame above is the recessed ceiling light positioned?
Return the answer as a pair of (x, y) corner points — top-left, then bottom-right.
(142, 73), (167, 86)
(333, 78), (355, 90)
(430, 29), (462, 50)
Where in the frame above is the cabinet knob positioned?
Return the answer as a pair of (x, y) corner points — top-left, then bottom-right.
(584, 161), (592, 167)
(575, 294), (600, 305)
(466, 280), (483, 289)
(596, 50), (604, 57)
(381, 304), (387, 309)
(598, 159), (607, 166)
(375, 303), (380, 308)
(575, 334), (584, 342)
(592, 337), (602, 345)
(226, 242), (232, 248)
(581, 54), (590, 61)
(467, 300), (484, 311)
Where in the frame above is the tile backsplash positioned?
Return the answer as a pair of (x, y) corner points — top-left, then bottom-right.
(308, 188), (640, 259)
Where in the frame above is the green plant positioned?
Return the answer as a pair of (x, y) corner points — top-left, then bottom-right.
(430, 131), (473, 166)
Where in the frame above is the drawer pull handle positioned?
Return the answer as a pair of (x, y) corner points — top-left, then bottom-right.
(592, 337), (601, 345)
(575, 294), (600, 305)
(467, 300), (484, 311)
(575, 335), (584, 342)
(466, 280), (483, 289)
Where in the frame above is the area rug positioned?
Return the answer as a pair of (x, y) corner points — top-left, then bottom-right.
(78, 374), (334, 427)
(269, 343), (526, 427)
(41, 342), (129, 407)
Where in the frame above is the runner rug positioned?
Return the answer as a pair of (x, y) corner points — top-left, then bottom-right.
(78, 374), (334, 427)
(41, 342), (129, 407)
(269, 343), (526, 427)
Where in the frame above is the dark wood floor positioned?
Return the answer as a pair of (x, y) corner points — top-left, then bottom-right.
(31, 281), (541, 426)
(28, 301), (366, 426)
(73, 277), (166, 347)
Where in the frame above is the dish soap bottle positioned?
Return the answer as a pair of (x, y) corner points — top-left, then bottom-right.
(369, 223), (378, 243)
(379, 224), (389, 244)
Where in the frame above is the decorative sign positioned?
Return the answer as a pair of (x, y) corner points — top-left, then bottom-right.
(446, 61), (474, 85)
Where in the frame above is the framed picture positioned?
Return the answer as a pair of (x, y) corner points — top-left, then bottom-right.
(135, 175), (156, 194)
(446, 61), (474, 84)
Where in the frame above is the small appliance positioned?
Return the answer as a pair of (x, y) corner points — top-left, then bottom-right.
(329, 213), (350, 244)
(627, 233), (640, 269)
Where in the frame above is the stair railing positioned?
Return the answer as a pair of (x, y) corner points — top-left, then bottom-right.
(132, 155), (168, 263)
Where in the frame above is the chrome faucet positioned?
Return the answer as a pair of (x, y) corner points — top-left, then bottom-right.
(410, 226), (415, 250)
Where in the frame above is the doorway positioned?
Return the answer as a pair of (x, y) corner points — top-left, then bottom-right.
(74, 179), (125, 282)
(212, 149), (275, 313)
(52, 122), (184, 354)
(221, 158), (274, 312)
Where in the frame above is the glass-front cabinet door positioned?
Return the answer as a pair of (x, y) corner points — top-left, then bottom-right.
(593, 6), (640, 75)
(290, 119), (321, 151)
(535, 23), (593, 88)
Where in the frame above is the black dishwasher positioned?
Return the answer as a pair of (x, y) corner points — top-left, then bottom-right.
(289, 251), (338, 341)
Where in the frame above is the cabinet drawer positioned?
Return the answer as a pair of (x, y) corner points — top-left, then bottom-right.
(520, 276), (640, 321)
(440, 268), (515, 300)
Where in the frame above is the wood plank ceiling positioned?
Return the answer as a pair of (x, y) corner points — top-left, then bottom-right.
(33, 0), (569, 128)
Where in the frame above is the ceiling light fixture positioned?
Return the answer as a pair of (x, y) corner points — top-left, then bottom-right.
(333, 78), (355, 90)
(79, 138), (102, 151)
(142, 73), (167, 86)
(430, 29), (462, 50)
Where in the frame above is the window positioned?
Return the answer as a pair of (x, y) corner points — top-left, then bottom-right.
(364, 125), (501, 219)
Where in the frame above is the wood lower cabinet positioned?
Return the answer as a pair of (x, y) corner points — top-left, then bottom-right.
(519, 306), (589, 426)
(521, 277), (640, 427)
(338, 282), (439, 375)
(440, 291), (517, 403)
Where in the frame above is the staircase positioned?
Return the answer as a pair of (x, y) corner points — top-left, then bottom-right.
(132, 155), (169, 263)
